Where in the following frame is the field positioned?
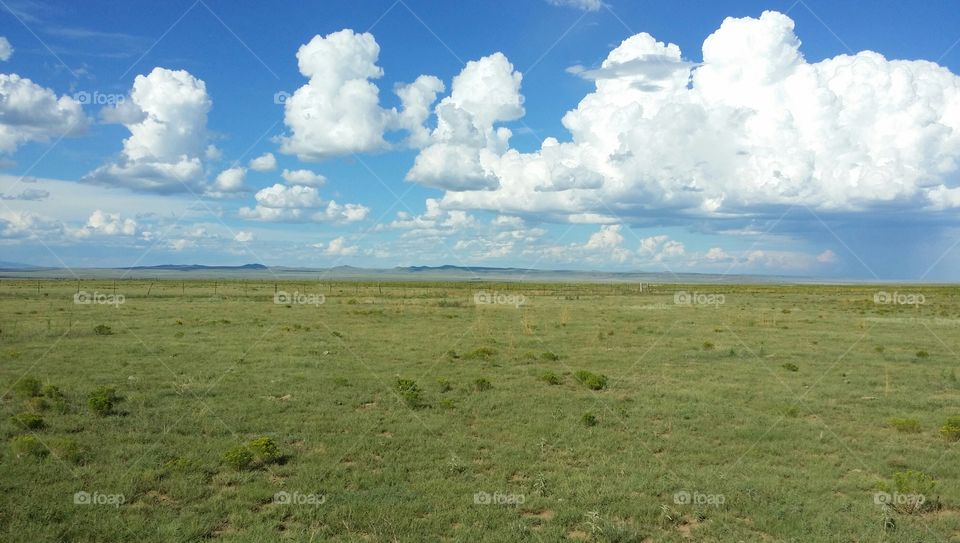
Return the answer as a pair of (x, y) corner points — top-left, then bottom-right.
(1, 279), (959, 542)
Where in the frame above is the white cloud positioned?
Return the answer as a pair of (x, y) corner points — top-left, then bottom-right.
(395, 75), (445, 147)
(85, 68), (211, 193)
(281, 168), (326, 186)
(0, 37), (13, 61)
(816, 249), (838, 263)
(428, 11), (960, 223)
(211, 166), (247, 194)
(546, 0), (602, 11)
(318, 236), (358, 256)
(0, 74), (87, 155)
(238, 183), (369, 223)
(80, 210), (137, 237)
(234, 230), (254, 242)
(248, 152), (277, 172)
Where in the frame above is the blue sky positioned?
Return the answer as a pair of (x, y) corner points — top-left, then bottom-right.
(1, 0), (959, 279)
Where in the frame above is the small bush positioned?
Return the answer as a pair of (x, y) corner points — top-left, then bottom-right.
(581, 412), (598, 427)
(13, 377), (42, 398)
(57, 439), (87, 465)
(42, 384), (64, 400)
(10, 435), (47, 458)
(248, 436), (281, 463)
(437, 379), (452, 393)
(702, 341), (714, 350)
(474, 378), (492, 392)
(87, 386), (123, 416)
(464, 347), (496, 360)
(782, 363), (799, 372)
(93, 324), (113, 336)
(876, 470), (942, 514)
(939, 416), (960, 441)
(10, 412), (45, 430)
(539, 351), (560, 361)
(222, 446), (254, 470)
(27, 397), (49, 412)
(574, 370), (608, 390)
(395, 378), (426, 408)
(540, 372), (562, 385)
(916, 350), (930, 359)
(887, 417), (921, 433)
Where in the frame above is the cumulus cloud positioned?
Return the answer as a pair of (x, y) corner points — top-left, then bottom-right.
(234, 230), (254, 242)
(1, 188), (49, 201)
(318, 236), (358, 256)
(0, 37), (13, 61)
(85, 67), (211, 193)
(430, 11), (960, 225)
(209, 166), (248, 196)
(248, 152), (277, 172)
(406, 53), (524, 190)
(546, 0), (602, 11)
(239, 183), (369, 223)
(78, 210), (137, 237)
(0, 74), (87, 155)
(281, 168), (326, 186)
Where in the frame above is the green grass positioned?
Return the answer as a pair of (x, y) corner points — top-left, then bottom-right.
(0, 280), (959, 541)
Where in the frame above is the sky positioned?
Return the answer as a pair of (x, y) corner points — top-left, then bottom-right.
(1, 0), (959, 280)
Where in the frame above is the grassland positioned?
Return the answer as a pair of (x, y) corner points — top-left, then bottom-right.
(1, 279), (959, 542)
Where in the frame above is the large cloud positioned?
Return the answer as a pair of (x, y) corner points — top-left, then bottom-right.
(0, 73), (87, 154)
(239, 183), (369, 223)
(84, 67), (211, 193)
(429, 11), (960, 221)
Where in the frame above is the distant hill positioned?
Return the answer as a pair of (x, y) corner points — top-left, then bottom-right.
(0, 261), (40, 270)
(123, 263), (268, 272)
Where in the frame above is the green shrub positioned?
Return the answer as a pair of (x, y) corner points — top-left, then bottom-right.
(887, 417), (921, 433)
(782, 363), (799, 372)
(437, 379), (452, 393)
(574, 370), (608, 390)
(395, 378), (425, 408)
(56, 438), (87, 465)
(702, 341), (714, 350)
(41, 384), (64, 400)
(581, 412), (598, 427)
(876, 470), (942, 514)
(13, 377), (42, 398)
(93, 324), (113, 336)
(464, 347), (496, 360)
(248, 436), (281, 463)
(473, 378), (492, 392)
(916, 350), (930, 359)
(27, 396), (49, 412)
(539, 351), (560, 361)
(222, 446), (254, 470)
(10, 412), (45, 430)
(10, 435), (47, 458)
(87, 386), (123, 416)
(540, 371), (562, 385)
(939, 416), (960, 441)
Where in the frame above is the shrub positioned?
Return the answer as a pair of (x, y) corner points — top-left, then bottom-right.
(877, 470), (942, 514)
(93, 324), (113, 336)
(916, 350), (930, 359)
(10, 435), (47, 458)
(42, 384), (64, 400)
(13, 377), (42, 398)
(10, 412), (45, 430)
(540, 371), (562, 385)
(222, 446), (254, 470)
(464, 347), (497, 360)
(437, 379), (452, 393)
(248, 436), (281, 463)
(27, 397), (49, 412)
(88, 386), (123, 416)
(474, 378), (492, 392)
(702, 341), (714, 350)
(574, 370), (608, 390)
(395, 378), (425, 408)
(539, 351), (560, 361)
(939, 416), (960, 441)
(581, 412), (598, 427)
(57, 438), (87, 465)
(782, 363), (799, 372)
(887, 417), (921, 433)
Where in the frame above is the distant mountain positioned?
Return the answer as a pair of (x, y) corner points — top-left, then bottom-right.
(0, 261), (40, 269)
(122, 263), (268, 271)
